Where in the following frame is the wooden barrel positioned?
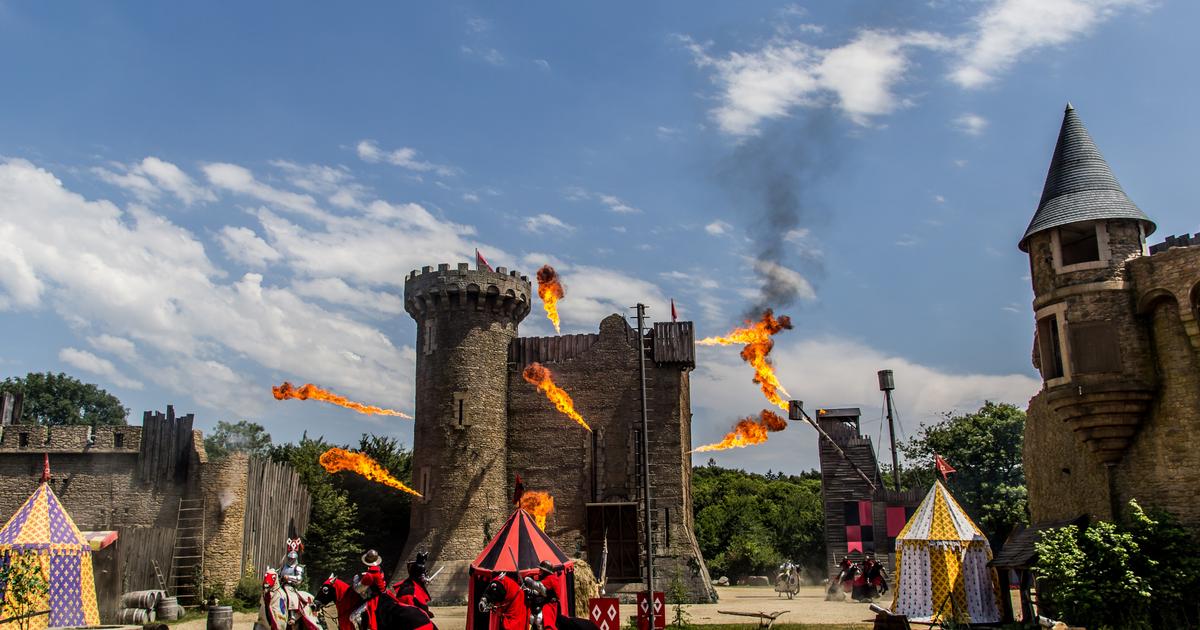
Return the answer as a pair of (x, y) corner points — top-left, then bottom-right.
(207, 605), (233, 630)
(118, 607), (152, 624)
(121, 590), (165, 609)
(156, 596), (180, 621)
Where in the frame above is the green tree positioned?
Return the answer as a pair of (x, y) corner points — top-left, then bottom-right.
(899, 401), (1027, 544)
(1035, 519), (1151, 630)
(692, 463), (824, 581)
(1, 372), (127, 426)
(0, 553), (49, 630)
(270, 434), (362, 583)
(204, 420), (272, 461)
(334, 434), (415, 569)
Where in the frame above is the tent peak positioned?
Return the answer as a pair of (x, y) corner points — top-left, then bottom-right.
(40, 453), (50, 483)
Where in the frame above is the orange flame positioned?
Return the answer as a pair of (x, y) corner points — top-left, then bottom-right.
(693, 410), (788, 452)
(521, 362), (591, 431)
(698, 309), (793, 410)
(519, 491), (555, 530)
(272, 382), (412, 418)
(319, 447), (422, 497)
(537, 265), (565, 333)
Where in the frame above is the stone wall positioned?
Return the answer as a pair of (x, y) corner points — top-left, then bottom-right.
(506, 314), (713, 602)
(201, 452), (251, 596)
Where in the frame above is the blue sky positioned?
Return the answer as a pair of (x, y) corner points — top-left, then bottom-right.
(1, 1), (1196, 473)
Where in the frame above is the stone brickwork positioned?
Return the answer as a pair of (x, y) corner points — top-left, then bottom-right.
(202, 452), (251, 596)
(402, 262), (713, 603)
(1025, 234), (1200, 525)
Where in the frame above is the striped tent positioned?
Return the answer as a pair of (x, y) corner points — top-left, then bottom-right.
(0, 470), (100, 629)
(890, 481), (1002, 624)
(467, 508), (575, 630)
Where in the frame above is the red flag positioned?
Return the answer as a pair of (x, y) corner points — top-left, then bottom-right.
(40, 453), (50, 483)
(670, 299), (678, 322)
(475, 248), (494, 272)
(512, 474), (525, 506)
(934, 453), (956, 482)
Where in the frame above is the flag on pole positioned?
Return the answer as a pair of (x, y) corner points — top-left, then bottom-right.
(670, 299), (678, 322)
(934, 453), (956, 482)
(476, 248), (494, 272)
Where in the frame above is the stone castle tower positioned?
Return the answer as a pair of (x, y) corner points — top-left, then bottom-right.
(401, 262), (713, 603)
(402, 263), (532, 596)
(1020, 104), (1200, 525)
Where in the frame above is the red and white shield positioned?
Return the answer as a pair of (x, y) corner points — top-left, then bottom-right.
(589, 598), (620, 630)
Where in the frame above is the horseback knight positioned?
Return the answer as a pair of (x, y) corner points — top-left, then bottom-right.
(280, 537), (306, 621)
(351, 549), (388, 630)
(392, 551), (434, 620)
(524, 561), (563, 630)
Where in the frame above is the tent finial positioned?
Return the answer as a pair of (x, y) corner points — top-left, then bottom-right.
(41, 452), (50, 483)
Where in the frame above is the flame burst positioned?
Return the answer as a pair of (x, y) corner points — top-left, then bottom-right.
(536, 265), (565, 333)
(698, 309), (794, 410)
(273, 382), (412, 418)
(319, 447), (422, 497)
(520, 491), (555, 530)
(693, 410), (788, 452)
(522, 362), (591, 431)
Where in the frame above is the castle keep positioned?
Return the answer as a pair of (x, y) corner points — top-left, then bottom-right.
(1020, 105), (1200, 525)
(400, 262), (713, 603)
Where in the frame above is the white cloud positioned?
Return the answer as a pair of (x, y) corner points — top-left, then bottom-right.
(896, 234), (920, 247)
(953, 113), (989, 136)
(204, 162), (324, 218)
(355, 140), (456, 177)
(705, 220), (733, 235)
(564, 188), (642, 214)
(461, 46), (506, 66)
(690, 335), (1040, 471)
(87, 334), (139, 362)
(533, 59), (551, 71)
(462, 192), (480, 203)
(218, 226), (282, 268)
(0, 158), (416, 416)
(686, 30), (952, 135)
(522, 213), (574, 234)
(290, 277), (406, 317)
(58, 347), (143, 390)
(951, 0), (1150, 88)
(934, 195), (946, 204)
(269, 160), (366, 209)
(93, 157), (215, 205)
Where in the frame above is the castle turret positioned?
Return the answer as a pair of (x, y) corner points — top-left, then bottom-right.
(401, 262), (531, 602)
(1020, 104), (1157, 466)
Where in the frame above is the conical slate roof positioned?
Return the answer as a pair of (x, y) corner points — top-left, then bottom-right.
(1018, 104), (1154, 251)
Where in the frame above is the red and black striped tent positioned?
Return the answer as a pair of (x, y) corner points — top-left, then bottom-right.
(467, 508), (575, 630)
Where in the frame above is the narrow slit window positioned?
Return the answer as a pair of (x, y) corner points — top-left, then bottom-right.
(453, 392), (469, 427)
(114, 433), (124, 448)
(18, 432), (29, 448)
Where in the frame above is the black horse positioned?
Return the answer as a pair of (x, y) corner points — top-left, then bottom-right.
(313, 574), (436, 630)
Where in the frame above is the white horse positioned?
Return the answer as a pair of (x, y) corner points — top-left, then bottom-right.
(775, 561), (801, 599)
(256, 566), (323, 630)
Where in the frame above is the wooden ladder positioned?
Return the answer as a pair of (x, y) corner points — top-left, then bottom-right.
(169, 497), (206, 608)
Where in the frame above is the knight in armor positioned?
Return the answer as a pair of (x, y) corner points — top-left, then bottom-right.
(863, 555), (888, 598)
(392, 551), (434, 619)
(351, 549), (389, 630)
(527, 561), (563, 630)
(280, 537), (306, 622)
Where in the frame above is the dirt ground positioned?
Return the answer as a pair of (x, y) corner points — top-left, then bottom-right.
(169, 585), (879, 629)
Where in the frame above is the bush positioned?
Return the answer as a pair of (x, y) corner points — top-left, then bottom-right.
(1034, 500), (1200, 630)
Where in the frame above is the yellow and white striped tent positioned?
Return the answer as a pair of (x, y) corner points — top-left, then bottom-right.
(890, 481), (1002, 624)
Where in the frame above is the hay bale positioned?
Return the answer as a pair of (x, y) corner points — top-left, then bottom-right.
(572, 558), (600, 617)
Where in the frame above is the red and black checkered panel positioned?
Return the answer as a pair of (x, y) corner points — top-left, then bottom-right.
(843, 500), (874, 554)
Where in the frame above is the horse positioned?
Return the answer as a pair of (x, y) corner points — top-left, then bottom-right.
(478, 572), (599, 630)
(313, 574), (436, 630)
(257, 566), (322, 630)
(774, 561), (801, 599)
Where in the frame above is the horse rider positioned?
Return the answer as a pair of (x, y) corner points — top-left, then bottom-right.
(392, 551), (434, 620)
(351, 549), (389, 630)
(863, 555), (888, 597)
(528, 561), (563, 630)
(279, 537), (306, 622)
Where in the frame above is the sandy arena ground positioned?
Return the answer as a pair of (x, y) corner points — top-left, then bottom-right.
(172, 585), (879, 629)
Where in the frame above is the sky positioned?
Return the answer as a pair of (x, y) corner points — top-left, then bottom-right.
(1, 1), (1196, 474)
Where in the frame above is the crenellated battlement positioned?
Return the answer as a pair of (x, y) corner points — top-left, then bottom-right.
(404, 261), (532, 323)
(0, 424), (141, 452)
(1149, 233), (1200, 255)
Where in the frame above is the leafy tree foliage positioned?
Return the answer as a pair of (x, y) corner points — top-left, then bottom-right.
(692, 463), (823, 581)
(1, 372), (127, 426)
(0, 553), (49, 630)
(334, 434), (414, 572)
(899, 401), (1027, 544)
(270, 434), (363, 584)
(204, 420), (272, 460)
(1036, 500), (1200, 630)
